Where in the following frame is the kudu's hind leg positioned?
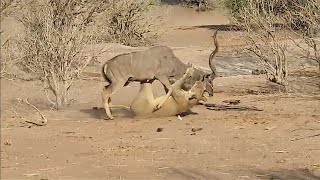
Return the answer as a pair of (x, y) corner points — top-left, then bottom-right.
(102, 81), (126, 120)
(102, 85), (113, 120)
(163, 85), (169, 94)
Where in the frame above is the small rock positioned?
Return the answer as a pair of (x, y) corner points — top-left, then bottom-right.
(156, 128), (163, 132)
(4, 140), (12, 146)
(276, 159), (286, 163)
(252, 69), (267, 75)
(264, 126), (276, 131)
(191, 128), (203, 132)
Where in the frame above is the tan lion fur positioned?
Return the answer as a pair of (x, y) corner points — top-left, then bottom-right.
(130, 68), (207, 118)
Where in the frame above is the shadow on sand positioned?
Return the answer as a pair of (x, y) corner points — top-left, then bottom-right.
(80, 102), (262, 120)
(205, 103), (263, 111)
(252, 168), (320, 180)
(80, 106), (201, 120)
(159, 0), (180, 5)
(162, 167), (320, 180)
(178, 24), (242, 31)
(165, 168), (220, 180)
(80, 107), (134, 120)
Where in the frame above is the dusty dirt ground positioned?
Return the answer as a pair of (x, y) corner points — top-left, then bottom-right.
(1, 5), (320, 180)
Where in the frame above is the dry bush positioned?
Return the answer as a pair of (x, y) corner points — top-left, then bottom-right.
(284, 0), (320, 69)
(234, 0), (289, 86)
(198, 0), (218, 11)
(107, 0), (157, 46)
(1, 39), (18, 78)
(227, 0), (319, 70)
(0, 0), (19, 77)
(0, 0), (13, 77)
(176, 0), (217, 11)
(224, 0), (248, 18)
(97, 0), (159, 46)
(15, 0), (107, 109)
(0, 0), (14, 24)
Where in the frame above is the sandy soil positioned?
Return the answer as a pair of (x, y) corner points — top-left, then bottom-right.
(1, 5), (320, 180)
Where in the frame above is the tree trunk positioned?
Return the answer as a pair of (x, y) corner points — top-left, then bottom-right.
(55, 82), (68, 110)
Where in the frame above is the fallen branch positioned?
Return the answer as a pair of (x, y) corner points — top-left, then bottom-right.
(17, 98), (48, 126)
(222, 99), (241, 105)
(205, 103), (263, 111)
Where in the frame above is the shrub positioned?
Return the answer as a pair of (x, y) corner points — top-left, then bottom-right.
(230, 0), (320, 84)
(1, 39), (18, 78)
(108, 0), (158, 46)
(0, 0), (14, 24)
(0, 0), (18, 77)
(15, 0), (107, 109)
(284, 0), (320, 69)
(162, 0), (217, 11)
(93, 0), (159, 46)
(234, 0), (289, 85)
(224, 0), (248, 17)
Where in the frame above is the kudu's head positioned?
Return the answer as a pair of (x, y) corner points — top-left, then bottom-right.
(180, 31), (218, 96)
(201, 30), (219, 97)
(190, 81), (207, 102)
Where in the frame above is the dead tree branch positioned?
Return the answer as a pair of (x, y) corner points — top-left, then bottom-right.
(17, 98), (47, 126)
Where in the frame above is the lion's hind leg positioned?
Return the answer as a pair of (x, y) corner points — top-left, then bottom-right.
(130, 82), (156, 116)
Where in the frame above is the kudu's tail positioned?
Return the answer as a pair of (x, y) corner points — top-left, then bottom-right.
(101, 61), (112, 84)
(209, 30), (219, 77)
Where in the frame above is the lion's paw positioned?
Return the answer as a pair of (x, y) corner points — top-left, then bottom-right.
(186, 67), (194, 77)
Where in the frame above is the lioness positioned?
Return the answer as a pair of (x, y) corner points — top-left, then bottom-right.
(130, 68), (207, 117)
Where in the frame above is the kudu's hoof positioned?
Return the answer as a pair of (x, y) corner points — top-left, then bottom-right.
(103, 115), (114, 120)
(153, 105), (161, 112)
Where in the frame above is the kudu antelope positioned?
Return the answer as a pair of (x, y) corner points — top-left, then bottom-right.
(101, 30), (219, 119)
(130, 67), (207, 117)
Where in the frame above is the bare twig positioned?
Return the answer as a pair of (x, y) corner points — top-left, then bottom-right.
(16, 98), (47, 126)
(205, 103), (263, 111)
(44, 88), (56, 106)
